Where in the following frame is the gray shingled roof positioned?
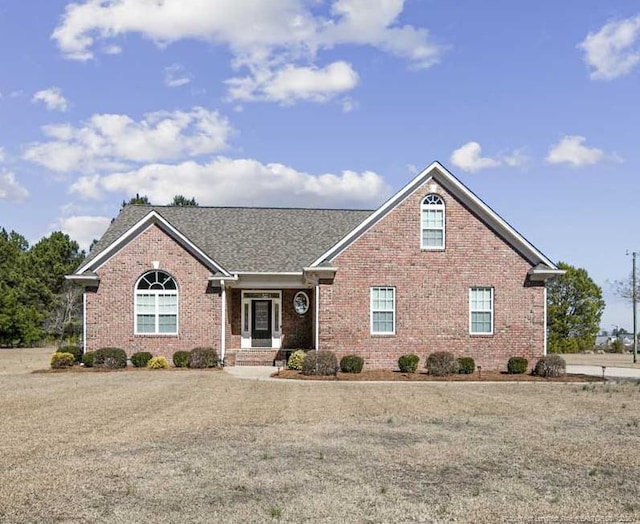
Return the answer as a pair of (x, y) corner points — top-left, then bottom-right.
(85, 205), (373, 273)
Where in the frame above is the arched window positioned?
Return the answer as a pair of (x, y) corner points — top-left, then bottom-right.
(135, 271), (178, 334)
(421, 194), (445, 249)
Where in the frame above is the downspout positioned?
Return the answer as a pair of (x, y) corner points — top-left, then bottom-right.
(82, 291), (87, 353)
(543, 287), (547, 356)
(315, 284), (320, 351)
(220, 281), (226, 363)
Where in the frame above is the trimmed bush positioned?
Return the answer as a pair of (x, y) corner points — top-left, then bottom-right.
(507, 356), (528, 374)
(82, 351), (94, 368)
(534, 355), (566, 378)
(457, 357), (475, 374)
(607, 339), (625, 354)
(173, 351), (190, 368)
(94, 347), (128, 369)
(51, 352), (74, 369)
(398, 354), (420, 373)
(302, 350), (338, 376)
(147, 356), (170, 370)
(426, 351), (459, 376)
(188, 347), (218, 368)
(131, 351), (153, 368)
(287, 349), (306, 370)
(340, 355), (364, 373)
(57, 345), (83, 363)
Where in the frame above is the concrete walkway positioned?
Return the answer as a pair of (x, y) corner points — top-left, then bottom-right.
(224, 365), (278, 380)
(566, 364), (640, 380)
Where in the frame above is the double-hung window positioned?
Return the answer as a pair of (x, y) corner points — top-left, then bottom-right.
(371, 287), (395, 335)
(469, 287), (493, 335)
(135, 271), (178, 334)
(421, 194), (445, 249)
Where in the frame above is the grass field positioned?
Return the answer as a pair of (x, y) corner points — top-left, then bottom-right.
(1, 348), (639, 523)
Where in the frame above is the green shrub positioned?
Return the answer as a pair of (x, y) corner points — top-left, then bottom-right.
(50, 352), (74, 369)
(188, 347), (218, 368)
(340, 355), (364, 373)
(302, 350), (338, 376)
(287, 349), (306, 370)
(57, 345), (82, 363)
(507, 356), (528, 374)
(534, 355), (566, 378)
(426, 351), (459, 376)
(398, 354), (420, 373)
(457, 357), (475, 374)
(131, 351), (153, 368)
(173, 351), (190, 368)
(607, 339), (625, 354)
(94, 347), (128, 369)
(147, 356), (170, 370)
(82, 351), (94, 368)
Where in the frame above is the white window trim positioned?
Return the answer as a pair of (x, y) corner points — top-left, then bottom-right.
(370, 287), (396, 335)
(469, 287), (494, 335)
(134, 272), (179, 336)
(420, 194), (445, 250)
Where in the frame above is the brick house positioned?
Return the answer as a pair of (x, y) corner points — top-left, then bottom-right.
(68, 162), (563, 369)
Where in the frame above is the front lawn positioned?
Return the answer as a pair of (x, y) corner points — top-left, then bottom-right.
(1, 347), (639, 523)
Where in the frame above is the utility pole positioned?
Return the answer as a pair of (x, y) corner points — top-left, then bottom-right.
(633, 251), (637, 364)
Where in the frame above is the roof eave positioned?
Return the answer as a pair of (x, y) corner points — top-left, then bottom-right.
(528, 268), (566, 282)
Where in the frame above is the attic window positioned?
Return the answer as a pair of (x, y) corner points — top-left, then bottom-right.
(135, 271), (178, 335)
(421, 194), (445, 250)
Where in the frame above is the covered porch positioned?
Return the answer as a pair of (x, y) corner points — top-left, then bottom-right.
(213, 268), (334, 366)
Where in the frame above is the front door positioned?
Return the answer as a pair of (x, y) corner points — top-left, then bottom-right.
(251, 300), (272, 347)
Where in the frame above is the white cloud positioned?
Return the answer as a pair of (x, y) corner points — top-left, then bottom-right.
(32, 87), (69, 111)
(578, 15), (640, 80)
(52, 0), (442, 103)
(0, 170), (29, 202)
(450, 142), (530, 173)
(0, 147), (5, 163)
(70, 156), (392, 209)
(226, 61), (359, 104)
(164, 64), (192, 88)
(450, 142), (502, 173)
(546, 136), (604, 167)
(56, 215), (111, 251)
(23, 107), (232, 173)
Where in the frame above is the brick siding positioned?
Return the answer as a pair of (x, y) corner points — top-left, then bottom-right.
(318, 179), (545, 371)
(86, 224), (221, 358)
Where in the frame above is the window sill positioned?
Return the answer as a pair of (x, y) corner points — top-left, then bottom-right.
(469, 333), (494, 337)
(421, 247), (445, 252)
(134, 333), (179, 337)
(371, 333), (396, 337)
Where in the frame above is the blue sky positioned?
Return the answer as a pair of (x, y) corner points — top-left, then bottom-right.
(0, 0), (638, 331)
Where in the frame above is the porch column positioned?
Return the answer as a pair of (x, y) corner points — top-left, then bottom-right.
(82, 291), (87, 352)
(314, 284), (320, 351)
(220, 281), (226, 362)
(543, 287), (547, 356)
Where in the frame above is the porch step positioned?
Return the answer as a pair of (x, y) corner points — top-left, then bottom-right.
(232, 350), (280, 367)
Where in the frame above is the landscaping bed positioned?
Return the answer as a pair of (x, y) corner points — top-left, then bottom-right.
(274, 368), (602, 382)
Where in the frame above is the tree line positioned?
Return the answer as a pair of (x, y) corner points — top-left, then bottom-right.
(0, 229), (84, 346)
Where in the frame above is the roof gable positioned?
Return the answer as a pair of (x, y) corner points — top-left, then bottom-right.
(311, 161), (558, 269)
(75, 210), (232, 276)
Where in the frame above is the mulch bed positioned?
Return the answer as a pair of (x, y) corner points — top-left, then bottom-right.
(33, 366), (222, 374)
(273, 369), (604, 382)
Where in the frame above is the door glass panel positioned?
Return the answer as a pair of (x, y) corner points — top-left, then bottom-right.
(254, 302), (269, 331)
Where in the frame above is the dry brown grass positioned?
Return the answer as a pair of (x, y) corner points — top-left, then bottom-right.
(1, 348), (639, 523)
